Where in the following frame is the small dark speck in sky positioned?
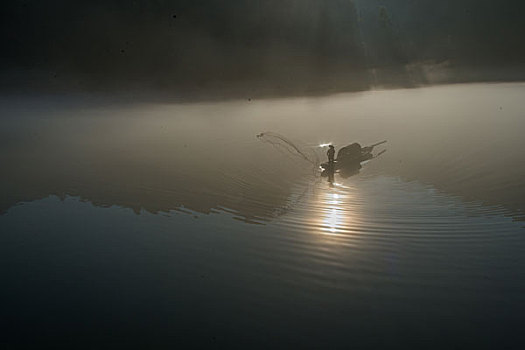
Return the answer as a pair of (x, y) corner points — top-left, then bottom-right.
(172, 14), (177, 19)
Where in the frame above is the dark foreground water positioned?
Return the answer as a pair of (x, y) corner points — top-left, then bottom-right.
(1, 83), (525, 348)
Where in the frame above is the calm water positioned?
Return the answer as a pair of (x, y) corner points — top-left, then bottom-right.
(1, 83), (525, 348)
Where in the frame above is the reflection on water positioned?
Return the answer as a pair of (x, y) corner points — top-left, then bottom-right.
(1, 84), (525, 347)
(320, 190), (351, 235)
(2, 83), (524, 222)
(2, 181), (524, 347)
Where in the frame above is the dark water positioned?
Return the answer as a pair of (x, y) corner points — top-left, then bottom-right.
(1, 84), (525, 348)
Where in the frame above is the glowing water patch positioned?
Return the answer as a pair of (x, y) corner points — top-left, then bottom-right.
(319, 191), (352, 235)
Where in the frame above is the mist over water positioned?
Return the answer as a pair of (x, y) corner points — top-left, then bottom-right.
(2, 83), (524, 220)
(2, 0), (525, 347)
(1, 83), (525, 347)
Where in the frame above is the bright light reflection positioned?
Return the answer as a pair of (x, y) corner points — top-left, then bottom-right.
(333, 182), (350, 189)
(319, 143), (332, 148)
(320, 190), (350, 235)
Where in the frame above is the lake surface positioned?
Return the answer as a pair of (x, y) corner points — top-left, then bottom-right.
(1, 83), (525, 348)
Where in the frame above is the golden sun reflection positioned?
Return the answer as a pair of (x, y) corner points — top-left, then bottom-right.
(317, 185), (355, 236)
